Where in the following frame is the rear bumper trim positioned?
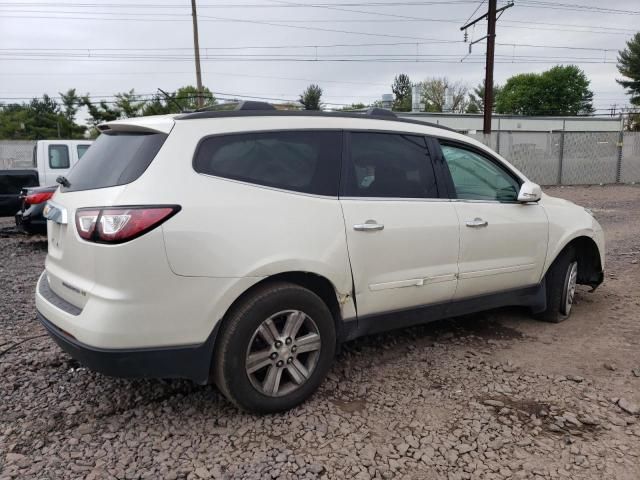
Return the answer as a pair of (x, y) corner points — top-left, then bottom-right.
(39, 274), (83, 316)
(37, 310), (217, 384)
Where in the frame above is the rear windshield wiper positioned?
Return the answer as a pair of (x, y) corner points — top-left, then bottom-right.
(56, 176), (71, 188)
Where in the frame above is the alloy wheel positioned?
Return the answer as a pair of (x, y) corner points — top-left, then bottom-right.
(245, 310), (322, 397)
(562, 261), (578, 316)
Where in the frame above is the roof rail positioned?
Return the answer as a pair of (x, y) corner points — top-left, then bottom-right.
(235, 101), (276, 111)
(174, 110), (459, 132)
(366, 107), (396, 118)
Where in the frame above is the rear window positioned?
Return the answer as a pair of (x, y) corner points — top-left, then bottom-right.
(193, 131), (342, 196)
(63, 132), (167, 192)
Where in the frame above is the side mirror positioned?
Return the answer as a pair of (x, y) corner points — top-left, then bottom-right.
(517, 181), (542, 203)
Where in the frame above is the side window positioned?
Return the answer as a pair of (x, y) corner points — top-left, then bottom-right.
(440, 143), (520, 202)
(193, 131), (342, 196)
(77, 144), (91, 159)
(48, 145), (70, 169)
(344, 132), (438, 198)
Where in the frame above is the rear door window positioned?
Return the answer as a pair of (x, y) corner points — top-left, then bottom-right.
(49, 145), (70, 169)
(63, 132), (167, 192)
(193, 130), (342, 196)
(343, 132), (439, 198)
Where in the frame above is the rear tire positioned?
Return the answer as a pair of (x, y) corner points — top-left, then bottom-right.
(213, 282), (336, 413)
(535, 247), (578, 323)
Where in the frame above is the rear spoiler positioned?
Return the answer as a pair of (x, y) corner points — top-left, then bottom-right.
(97, 115), (176, 135)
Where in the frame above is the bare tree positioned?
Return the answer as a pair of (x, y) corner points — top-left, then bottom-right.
(418, 77), (468, 113)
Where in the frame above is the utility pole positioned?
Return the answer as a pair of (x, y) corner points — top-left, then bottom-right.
(190, 0), (204, 109)
(461, 1), (513, 134)
(483, 0), (496, 134)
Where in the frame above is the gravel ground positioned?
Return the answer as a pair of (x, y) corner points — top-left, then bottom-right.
(1, 185), (639, 480)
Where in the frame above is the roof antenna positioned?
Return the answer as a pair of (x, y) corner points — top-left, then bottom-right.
(158, 88), (188, 113)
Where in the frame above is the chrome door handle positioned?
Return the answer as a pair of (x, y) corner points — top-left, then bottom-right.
(354, 220), (384, 232)
(465, 217), (488, 228)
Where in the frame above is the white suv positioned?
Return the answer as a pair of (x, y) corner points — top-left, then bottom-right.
(37, 103), (604, 413)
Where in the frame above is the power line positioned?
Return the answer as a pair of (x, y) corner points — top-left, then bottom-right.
(0, 1), (485, 7)
(0, 40), (621, 54)
(2, 8), (636, 36)
(0, 12), (466, 43)
(514, 1), (640, 15)
(462, 0), (485, 26)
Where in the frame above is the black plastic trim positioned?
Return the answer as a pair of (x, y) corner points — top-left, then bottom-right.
(38, 275), (83, 316)
(37, 310), (218, 384)
(339, 283), (546, 342)
(175, 109), (457, 132)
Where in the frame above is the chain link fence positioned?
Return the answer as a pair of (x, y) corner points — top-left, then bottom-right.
(0, 141), (36, 169)
(468, 131), (640, 185)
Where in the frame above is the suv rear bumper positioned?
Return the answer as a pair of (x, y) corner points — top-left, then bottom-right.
(37, 310), (216, 384)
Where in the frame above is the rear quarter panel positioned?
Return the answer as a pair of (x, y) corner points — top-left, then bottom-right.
(116, 117), (354, 298)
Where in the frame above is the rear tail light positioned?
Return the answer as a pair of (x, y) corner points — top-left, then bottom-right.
(25, 191), (54, 205)
(75, 205), (180, 244)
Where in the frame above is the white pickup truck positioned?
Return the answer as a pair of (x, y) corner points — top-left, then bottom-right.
(0, 140), (92, 216)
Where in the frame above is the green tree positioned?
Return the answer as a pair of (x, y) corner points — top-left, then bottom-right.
(0, 93), (86, 140)
(495, 66), (594, 115)
(391, 73), (412, 112)
(140, 86), (216, 115)
(0, 104), (30, 139)
(617, 32), (640, 106)
(418, 77), (468, 113)
(466, 81), (502, 113)
(337, 102), (367, 111)
(174, 85), (216, 111)
(115, 89), (146, 118)
(59, 89), (86, 138)
(299, 84), (323, 110)
(625, 112), (640, 131)
(26, 95), (63, 139)
(80, 95), (121, 136)
(141, 93), (178, 116)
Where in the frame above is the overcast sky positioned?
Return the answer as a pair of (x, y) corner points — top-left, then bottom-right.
(1, 0), (638, 118)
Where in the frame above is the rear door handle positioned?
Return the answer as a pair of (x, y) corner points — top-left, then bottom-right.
(465, 217), (488, 228)
(354, 220), (384, 232)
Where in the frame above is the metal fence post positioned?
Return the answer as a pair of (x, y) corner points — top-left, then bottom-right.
(496, 118), (501, 154)
(616, 115), (624, 183)
(557, 120), (566, 185)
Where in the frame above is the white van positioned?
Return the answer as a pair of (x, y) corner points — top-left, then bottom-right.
(33, 140), (93, 186)
(0, 140), (92, 216)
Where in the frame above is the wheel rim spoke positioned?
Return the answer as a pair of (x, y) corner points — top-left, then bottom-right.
(295, 333), (321, 354)
(257, 318), (280, 344)
(246, 348), (272, 374)
(283, 310), (305, 339)
(287, 359), (309, 385)
(262, 365), (283, 395)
